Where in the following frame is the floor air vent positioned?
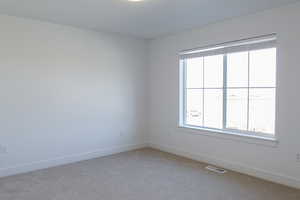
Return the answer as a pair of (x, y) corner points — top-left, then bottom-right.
(205, 165), (227, 174)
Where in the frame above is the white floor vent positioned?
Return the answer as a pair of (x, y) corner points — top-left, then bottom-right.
(205, 165), (227, 174)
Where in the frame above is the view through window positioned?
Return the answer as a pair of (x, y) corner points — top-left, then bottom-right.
(180, 35), (276, 137)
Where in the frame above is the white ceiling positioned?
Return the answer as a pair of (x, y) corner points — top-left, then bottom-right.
(0, 0), (298, 39)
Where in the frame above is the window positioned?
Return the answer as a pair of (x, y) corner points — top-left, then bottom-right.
(179, 34), (277, 139)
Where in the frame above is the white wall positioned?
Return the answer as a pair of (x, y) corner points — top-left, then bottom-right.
(148, 3), (300, 188)
(1, 2), (300, 189)
(0, 15), (147, 177)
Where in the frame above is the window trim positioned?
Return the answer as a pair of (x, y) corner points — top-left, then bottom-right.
(178, 124), (278, 147)
(180, 34), (276, 59)
(179, 35), (277, 141)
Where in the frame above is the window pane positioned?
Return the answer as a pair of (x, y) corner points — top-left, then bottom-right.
(226, 89), (248, 131)
(227, 51), (248, 87)
(204, 89), (223, 129)
(204, 55), (223, 88)
(249, 48), (276, 87)
(186, 57), (203, 88)
(248, 88), (275, 134)
(186, 89), (203, 126)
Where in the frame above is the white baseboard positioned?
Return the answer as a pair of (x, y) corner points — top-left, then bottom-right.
(0, 143), (147, 178)
(2, 142), (299, 190)
(148, 142), (300, 189)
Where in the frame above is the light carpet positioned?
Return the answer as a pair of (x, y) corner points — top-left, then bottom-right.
(0, 148), (299, 200)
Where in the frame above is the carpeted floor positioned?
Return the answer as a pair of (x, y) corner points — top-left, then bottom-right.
(0, 148), (299, 200)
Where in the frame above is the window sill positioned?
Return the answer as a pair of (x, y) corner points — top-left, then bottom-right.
(178, 125), (279, 147)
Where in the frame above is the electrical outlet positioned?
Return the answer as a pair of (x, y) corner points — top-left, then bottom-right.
(297, 153), (300, 162)
(0, 145), (7, 154)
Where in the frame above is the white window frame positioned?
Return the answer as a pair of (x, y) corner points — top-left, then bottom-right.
(179, 34), (277, 140)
